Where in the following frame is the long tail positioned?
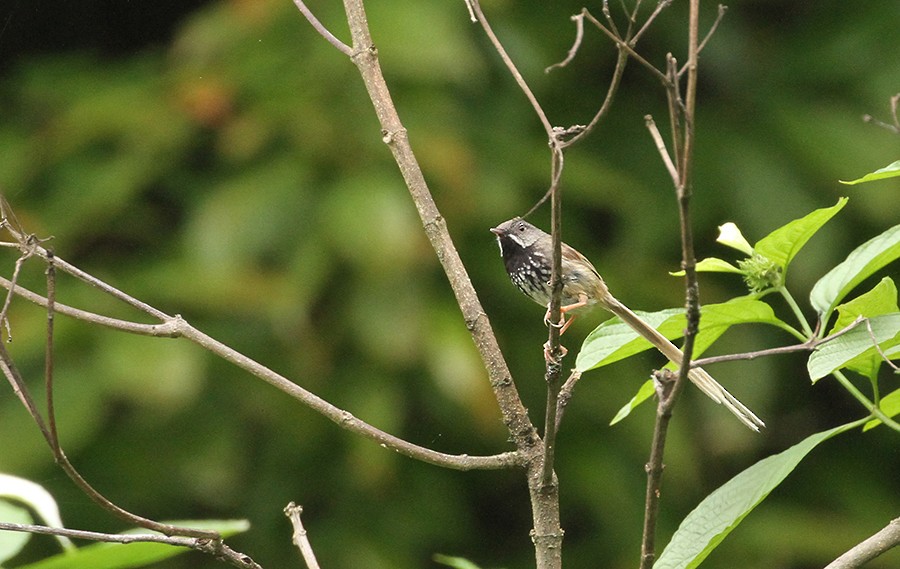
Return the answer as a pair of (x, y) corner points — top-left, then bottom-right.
(602, 296), (765, 431)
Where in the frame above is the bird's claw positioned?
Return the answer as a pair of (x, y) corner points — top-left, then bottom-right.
(543, 341), (568, 364)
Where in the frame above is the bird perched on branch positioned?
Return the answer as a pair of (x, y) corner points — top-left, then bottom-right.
(490, 217), (764, 431)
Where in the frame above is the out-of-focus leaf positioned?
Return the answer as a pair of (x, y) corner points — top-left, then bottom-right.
(0, 498), (32, 563)
(0, 474), (74, 553)
(810, 224), (900, 316)
(839, 160), (900, 185)
(433, 553), (488, 569)
(654, 422), (857, 569)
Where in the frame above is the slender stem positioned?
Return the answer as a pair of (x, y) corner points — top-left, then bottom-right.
(778, 286), (815, 337)
(832, 370), (900, 433)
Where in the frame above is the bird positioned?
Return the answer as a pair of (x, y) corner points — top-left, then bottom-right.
(490, 217), (764, 431)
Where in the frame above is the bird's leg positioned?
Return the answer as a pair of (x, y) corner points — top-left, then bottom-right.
(543, 294), (590, 335)
(543, 341), (568, 363)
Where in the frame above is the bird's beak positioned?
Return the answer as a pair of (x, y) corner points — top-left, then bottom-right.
(490, 226), (503, 236)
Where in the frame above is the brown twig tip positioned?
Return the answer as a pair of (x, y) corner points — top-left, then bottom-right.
(545, 12), (585, 73)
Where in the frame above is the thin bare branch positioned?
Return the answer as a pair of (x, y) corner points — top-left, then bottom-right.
(291, 0), (352, 56)
(285, 503), (322, 569)
(644, 115), (679, 185)
(45, 251), (59, 450)
(0, 522), (263, 569)
(697, 5), (728, 55)
(633, 0), (673, 44)
(678, 4), (728, 77)
(545, 12), (585, 73)
(466, 0), (554, 139)
(0, 272), (522, 471)
(583, 9), (666, 82)
(825, 517), (900, 569)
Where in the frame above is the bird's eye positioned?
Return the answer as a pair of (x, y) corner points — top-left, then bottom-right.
(517, 223), (525, 231)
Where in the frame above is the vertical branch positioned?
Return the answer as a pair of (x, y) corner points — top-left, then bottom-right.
(44, 251), (59, 449)
(640, 1), (703, 567)
(541, 147), (565, 488)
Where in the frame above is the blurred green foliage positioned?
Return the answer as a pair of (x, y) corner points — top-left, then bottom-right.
(0, 1), (898, 568)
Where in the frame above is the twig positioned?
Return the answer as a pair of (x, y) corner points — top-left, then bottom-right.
(583, 9), (666, 83)
(633, 0), (672, 45)
(284, 503), (321, 569)
(644, 116), (679, 185)
(0, 337), (220, 539)
(824, 517), (900, 569)
(0, 522), (263, 569)
(677, 3), (727, 77)
(291, 0), (352, 56)
(545, 13), (585, 73)
(466, 0), (554, 138)
(554, 369), (582, 430)
(862, 93), (900, 134)
(0, 272), (522, 471)
(45, 250), (59, 449)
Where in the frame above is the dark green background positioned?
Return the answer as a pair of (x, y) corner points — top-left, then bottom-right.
(1, 1), (898, 568)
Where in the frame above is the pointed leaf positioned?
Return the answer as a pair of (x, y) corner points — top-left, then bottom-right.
(610, 379), (656, 425)
(839, 160), (900, 185)
(810, 224), (900, 316)
(807, 314), (900, 382)
(671, 257), (742, 277)
(654, 422), (856, 569)
(754, 197), (847, 272)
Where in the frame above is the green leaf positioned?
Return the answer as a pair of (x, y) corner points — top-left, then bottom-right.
(15, 520), (249, 569)
(576, 308), (683, 372)
(754, 197), (847, 272)
(610, 379), (656, 425)
(830, 278), (899, 378)
(863, 387), (900, 431)
(839, 160), (900, 185)
(810, 224), (900, 316)
(654, 422), (857, 569)
(807, 314), (900, 382)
